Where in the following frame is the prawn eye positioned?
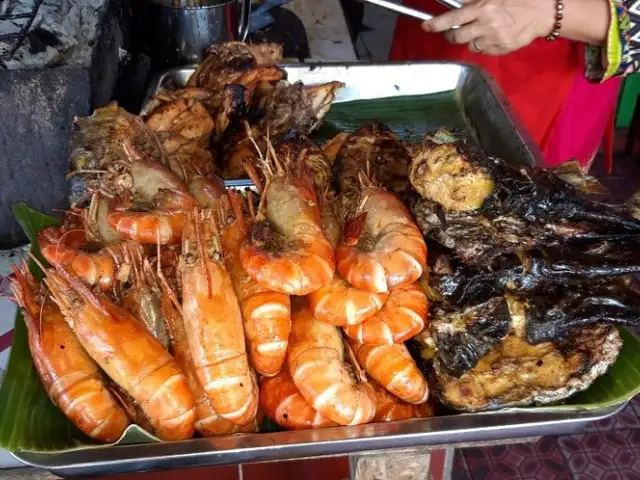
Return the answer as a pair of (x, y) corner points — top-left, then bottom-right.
(225, 214), (235, 225)
(184, 252), (198, 265)
(212, 251), (223, 262)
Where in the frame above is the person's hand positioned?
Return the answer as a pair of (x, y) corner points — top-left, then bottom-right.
(421, 0), (557, 55)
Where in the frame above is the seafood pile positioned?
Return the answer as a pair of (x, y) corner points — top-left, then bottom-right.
(9, 42), (435, 443)
(9, 41), (640, 445)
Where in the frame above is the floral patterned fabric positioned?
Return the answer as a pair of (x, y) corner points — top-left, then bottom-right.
(586, 0), (640, 81)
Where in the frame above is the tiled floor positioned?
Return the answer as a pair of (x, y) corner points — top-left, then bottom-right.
(453, 396), (640, 480)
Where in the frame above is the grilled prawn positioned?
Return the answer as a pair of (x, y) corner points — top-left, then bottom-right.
(240, 142), (335, 295)
(11, 263), (130, 443)
(287, 299), (376, 426)
(336, 175), (427, 293)
(352, 342), (429, 405)
(180, 208), (258, 425)
(41, 261), (196, 441)
(219, 191), (291, 377)
(260, 369), (337, 430)
(343, 283), (427, 345)
(308, 275), (388, 327)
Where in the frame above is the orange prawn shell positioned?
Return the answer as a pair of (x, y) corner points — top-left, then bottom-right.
(107, 210), (186, 245)
(44, 267), (196, 441)
(260, 369), (337, 430)
(354, 342), (429, 405)
(373, 384), (435, 423)
(343, 282), (428, 344)
(180, 209), (258, 426)
(12, 267), (130, 443)
(218, 192), (292, 377)
(336, 188), (427, 293)
(287, 300), (376, 426)
(308, 275), (389, 327)
(240, 174), (335, 295)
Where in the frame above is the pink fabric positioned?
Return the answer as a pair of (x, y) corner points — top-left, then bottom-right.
(542, 72), (622, 169)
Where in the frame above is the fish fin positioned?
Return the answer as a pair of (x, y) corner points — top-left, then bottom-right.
(549, 160), (609, 195)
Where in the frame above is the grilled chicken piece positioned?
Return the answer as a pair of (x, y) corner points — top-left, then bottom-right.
(333, 123), (411, 219)
(145, 96), (214, 146)
(187, 41), (285, 93)
(252, 81), (344, 138)
(157, 132), (218, 181)
(68, 102), (168, 206)
(431, 324), (621, 411)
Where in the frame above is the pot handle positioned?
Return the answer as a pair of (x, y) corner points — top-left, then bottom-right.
(238, 0), (251, 40)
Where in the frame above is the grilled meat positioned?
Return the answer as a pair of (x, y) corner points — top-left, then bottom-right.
(333, 123), (411, 219)
(219, 82), (344, 179)
(431, 324), (621, 411)
(144, 86), (247, 144)
(251, 81), (345, 139)
(187, 42), (285, 93)
(68, 102), (168, 206)
(409, 132), (640, 266)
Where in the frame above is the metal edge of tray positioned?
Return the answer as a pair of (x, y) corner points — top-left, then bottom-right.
(12, 403), (625, 477)
(141, 61), (544, 167)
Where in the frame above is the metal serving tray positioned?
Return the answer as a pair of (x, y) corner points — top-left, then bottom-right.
(11, 63), (616, 477)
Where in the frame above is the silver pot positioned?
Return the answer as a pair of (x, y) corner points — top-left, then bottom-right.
(131, 0), (251, 69)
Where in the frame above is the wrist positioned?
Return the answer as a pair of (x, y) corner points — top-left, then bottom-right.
(535, 0), (560, 39)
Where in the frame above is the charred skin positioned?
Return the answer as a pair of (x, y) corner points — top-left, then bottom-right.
(430, 283), (639, 378)
(429, 247), (640, 307)
(408, 133), (640, 268)
(251, 81), (345, 140)
(430, 297), (512, 378)
(431, 324), (621, 412)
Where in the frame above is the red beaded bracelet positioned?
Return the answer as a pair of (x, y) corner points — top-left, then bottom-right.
(545, 0), (564, 41)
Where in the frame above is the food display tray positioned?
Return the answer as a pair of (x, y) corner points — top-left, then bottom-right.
(11, 62), (625, 477)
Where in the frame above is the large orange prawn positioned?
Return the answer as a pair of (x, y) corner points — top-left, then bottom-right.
(336, 175), (426, 293)
(352, 342), (429, 405)
(308, 275), (388, 327)
(153, 261), (259, 436)
(11, 263), (130, 443)
(180, 208), (258, 425)
(287, 299), (376, 426)
(239, 140), (335, 295)
(260, 369), (337, 430)
(373, 383), (435, 423)
(343, 283), (427, 345)
(218, 191), (291, 377)
(39, 225), (135, 292)
(41, 259), (196, 441)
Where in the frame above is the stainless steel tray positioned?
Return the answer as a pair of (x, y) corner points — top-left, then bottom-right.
(11, 63), (612, 477)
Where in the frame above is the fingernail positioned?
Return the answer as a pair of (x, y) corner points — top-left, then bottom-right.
(421, 21), (432, 32)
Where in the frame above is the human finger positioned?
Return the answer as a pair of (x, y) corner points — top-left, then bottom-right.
(421, 5), (479, 33)
(443, 22), (484, 45)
